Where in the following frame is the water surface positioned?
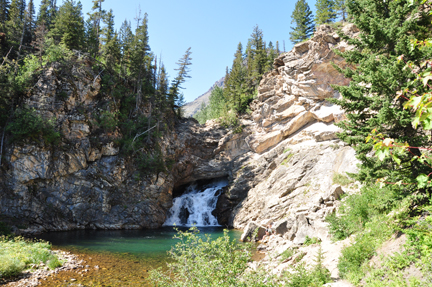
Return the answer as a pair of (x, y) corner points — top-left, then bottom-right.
(37, 227), (241, 286)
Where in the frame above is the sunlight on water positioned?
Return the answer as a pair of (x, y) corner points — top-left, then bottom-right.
(37, 227), (241, 286)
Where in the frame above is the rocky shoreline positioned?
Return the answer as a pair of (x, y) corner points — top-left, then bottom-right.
(4, 250), (89, 287)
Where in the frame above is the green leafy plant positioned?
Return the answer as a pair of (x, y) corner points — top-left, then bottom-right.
(0, 236), (62, 279)
(332, 173), (354, 186)
(149, 227), (254, 286)
(304, 236), (321, 246)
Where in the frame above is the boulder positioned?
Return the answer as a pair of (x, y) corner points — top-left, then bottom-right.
(240, 221), (266, 242)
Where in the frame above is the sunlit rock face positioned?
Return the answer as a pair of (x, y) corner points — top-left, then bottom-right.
(0, 55), (231, 235)
(1, 24), (360, 241)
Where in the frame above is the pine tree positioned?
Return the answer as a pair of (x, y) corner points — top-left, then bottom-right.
(267, 41), (278, 71)
(0, 0), (10, 25)
(225, 42), (247, 112)
(130, 12), (152, 110)
(24, 0), (35, 46)
(334, 0), (347, 22)
(6, 0), (25, 54)
(169, 47), (192, 115)
(118, 19), (134, 77)
(315, 0), (336, 25)
(331, 0), (431, 185)
(249, 25), (266, 85)
(290, 0), (315, 44)
(49, 0), (85, 50)
(87, 0), (105, 56)
(101, 9), (120, 68)
(84, 18), (98, 57)
(36, 0), (56, 29)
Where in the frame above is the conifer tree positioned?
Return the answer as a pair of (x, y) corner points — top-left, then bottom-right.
(267, 41), (278, 71)
(130, 12), (151, 110)
(332, 0), (431, 185)
(84, 18), (98, 57)
(49, 0), (84, 51)
(0, 0), (10, 25)
(87, 0), (105, 56)
(290, 0), (315, 44)
(334, 0), (347, 22)
(6, 0), (25, 53)
(118, 19), (133, 77)
(36, 0), (56, 29)
(315, 0), (336, 24)
(225, 42), (247, 112)
(101, 9), (120, 68)
(249, 25), (266, 85)
(169, 47), (192, 115)
(24, 0), (35, 46)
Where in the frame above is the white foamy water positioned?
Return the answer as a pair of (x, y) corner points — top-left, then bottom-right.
(163, 178), (228, 227)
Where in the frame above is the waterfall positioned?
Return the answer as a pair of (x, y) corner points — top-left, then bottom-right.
(163, 178), (228, 227)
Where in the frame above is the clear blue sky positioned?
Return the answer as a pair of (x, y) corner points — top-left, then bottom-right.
(33, 0), (318, 103)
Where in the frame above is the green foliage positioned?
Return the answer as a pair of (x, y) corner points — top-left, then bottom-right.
(331, 0), (432, 191)
(0, 236), (62, 279)
(281, 153), (294, 165)
(290, 0), (315, 44)
(304, 236), (321, 246)
(327, 184), (399, 240)
(284, 246), (331, 287)
(315, 0), (336, 25)
(93, 110), (118, 133)
(337, 217), (393, 283)
(332, 173), (353, 186)
(197, 25), (277, 129)
(280, 248), (295, 261)
(7, 108), (60, 145)
(149, 227), (253, 286)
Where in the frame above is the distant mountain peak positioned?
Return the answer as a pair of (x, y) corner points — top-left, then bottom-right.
(183, 77), (225, 117)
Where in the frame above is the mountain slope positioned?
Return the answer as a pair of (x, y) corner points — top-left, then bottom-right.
(183, 77), (224, 117)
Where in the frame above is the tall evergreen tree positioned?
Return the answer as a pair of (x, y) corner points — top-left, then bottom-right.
(267, 41), (278, 71)
(290, 0), (315, 44)
(49, 0), (85, 50)
(87, 0), (105, 56)
(24, 0), (35, 46)
(100, 9), (120, 68)
(249, 25), (266, 86)
(332, 0), (431, 186)
(84, 18), (98, 57)
(334, 0), (347, 22)
(315, 0), (336, 24)
(130, 12), (152, 110)
(36, 0), (56, 29)
(118, 19), (133, 77)
(0, 0), (10, 25)
(169, 47), (192, 115)
(6, 0), (25, 54)
(225, 42), (247, 112)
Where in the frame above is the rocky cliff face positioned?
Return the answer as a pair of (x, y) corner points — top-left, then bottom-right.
(0, 57), (230, 234)
(1, 23), (359, 257)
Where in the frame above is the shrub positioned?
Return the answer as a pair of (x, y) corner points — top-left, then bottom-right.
(337, 217), (393, 283)
(7, 108), (61, 145)
(0, 236), (62, 279)
(327, 184), (399, 240)
(332, 173), (354, 186)
(304, 236), (321, 246)
(149, 227), (253, 286)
